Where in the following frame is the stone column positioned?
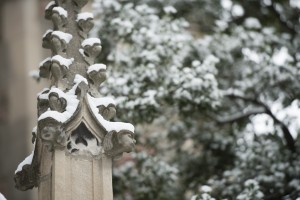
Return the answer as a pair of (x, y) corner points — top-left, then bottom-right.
(14, 0), (136, 199)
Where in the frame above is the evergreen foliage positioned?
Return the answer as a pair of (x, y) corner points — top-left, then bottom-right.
(92, 0), (300, 199)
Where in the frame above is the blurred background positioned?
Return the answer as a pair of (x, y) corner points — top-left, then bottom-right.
(1, 0), (300, 200)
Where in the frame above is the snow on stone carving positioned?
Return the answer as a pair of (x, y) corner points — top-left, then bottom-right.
(51, 55), (74, 69)
(52, 7), (68, 18)
(87, 94), (134, 133)
(38, 87), (79, 123)
(82, 38), (101, 47)
(87, 63), (107, 74)
(43, 29), (53, 38)
(51, 31), (73, 43)
(77, 12), (94, 21)
(45, 1), (56, 10)
(15, 0), (135, 194)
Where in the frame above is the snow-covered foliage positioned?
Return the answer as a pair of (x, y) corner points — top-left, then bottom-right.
(93, 0), (221, 123)
(92, 0), (300, 199)
(113, 152), (179, 200)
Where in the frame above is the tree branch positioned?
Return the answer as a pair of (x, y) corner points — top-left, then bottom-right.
(217, 107), (266, 124)
(225, 93), (296, 152)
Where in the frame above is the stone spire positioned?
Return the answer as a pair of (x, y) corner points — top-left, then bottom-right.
(14, 0), (135, 199)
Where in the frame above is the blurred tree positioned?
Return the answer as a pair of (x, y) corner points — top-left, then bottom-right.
(92, 0), (300, 199)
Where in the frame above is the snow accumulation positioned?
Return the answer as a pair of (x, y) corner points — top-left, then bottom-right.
(77, 12), (94, 21)
(53, 7), (68, 18)
(29, 70), (40, 79)
(87, 64), (107, 74)
(89, 95), (116, 107)
(87, 94), (134, 132)
(68, 74), (88, 95)
(45, 1), (55, 10)
(52, 31), (73, 43)
(43, 29), (53, 38)
(272, 47), (293, 66)
(82, 38), (101, 47)
(38, 87), (79, 123)
(244, 17), (261, 29)
(51, 55), (74, 68)
(163, 6), (177, 14)
(0, 193), (6, 200)
(15, 151), (34, 174)
(39, 57), (51, 67)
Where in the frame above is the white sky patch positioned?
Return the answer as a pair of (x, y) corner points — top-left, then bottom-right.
(221, 0), (233, 10)
(242, 48), (261, 63)
(77, 12), (94, 21)
(244, 17), (261, 29)
(53, 7), (68, 18)
(82, 38), (101, 47)
(246, 99), (300, 139)
(15, 151), (34, 174)
(52, 31), (73, 43)
(232, 4), (244, 17)
(290, 0), (300, 8)
(272, 47), (293, 66)
(87, 64), (107, 74)
(250, 114), (275, 135)
(274, 100), (300, 138)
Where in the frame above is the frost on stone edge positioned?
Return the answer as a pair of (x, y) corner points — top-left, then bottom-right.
(52, 31), (73, 43)
(77, 12), (94, 22)
(51, 55), (74, 69)
(15, 151), (34, 174)
(89, 94), (116, 107)
(87, 64), (107, 74)
(38, 87), (79, 123)
(45, 1), (55, 10)
(39, 57), (51, 67)
(43, 29), (53, 38)
(87, 94), (134, 133)
(52, 7), (68, 18)
(82, 38), (101, 47)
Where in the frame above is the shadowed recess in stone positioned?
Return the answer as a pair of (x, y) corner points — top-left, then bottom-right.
(67, 123), (101, 155)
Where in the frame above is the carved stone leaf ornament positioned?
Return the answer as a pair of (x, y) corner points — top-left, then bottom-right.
(14, 0), (136, 194)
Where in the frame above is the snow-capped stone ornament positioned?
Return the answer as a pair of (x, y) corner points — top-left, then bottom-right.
(14, 0), (135, 199)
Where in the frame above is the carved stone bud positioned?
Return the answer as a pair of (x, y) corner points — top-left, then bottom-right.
(42, 30), (53, 49)
(98, 105), (116, 120)
(77, 13), (94, 38)
(51, 7), (68, 29)
(87, 64), (107, 97)
(45, 1), (57, 20)
(50, 56), (73, 88)
(49, 92), (67, 112)
(39, 58), (51, 79)
(50, 31), (72, 54)
(51, 62), (67, 87)
(82, 38), (102, 65)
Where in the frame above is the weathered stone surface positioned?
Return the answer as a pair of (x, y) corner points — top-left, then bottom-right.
(15, 0), (135, 199)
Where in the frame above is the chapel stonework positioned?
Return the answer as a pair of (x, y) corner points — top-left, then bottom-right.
(14, 0), (135, 199)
